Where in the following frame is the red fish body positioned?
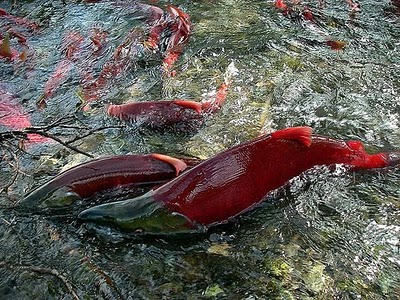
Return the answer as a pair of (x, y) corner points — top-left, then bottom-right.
(78, 127), (400, 233)
(107, 100), (203, 130)
(40, 32), (84, 106)
(21, 154), (198, 210)
(0, 8), (39, 32)
(0, 86), (48, 144)
(162, 5), (191, 75)
(82, 30), (142, 103)
(43, 59), (73, 99)
(0, 99), (31, 129)
(140, 3), (166, 50)
(107, 83), (228, 130)
(275, 0), (288, 11)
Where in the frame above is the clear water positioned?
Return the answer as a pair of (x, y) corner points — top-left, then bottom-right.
(0, 0), (399, 299)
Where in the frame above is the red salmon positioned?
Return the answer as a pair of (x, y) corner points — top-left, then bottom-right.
(107, 82), (229, 130)
(0, 86), (48, 143)
(21, 154), (199, 209)
(78, 127), (400, 233)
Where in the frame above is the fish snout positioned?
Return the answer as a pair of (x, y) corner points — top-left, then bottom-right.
(78, 192), (158, 224)
(77, 192), (194, 234)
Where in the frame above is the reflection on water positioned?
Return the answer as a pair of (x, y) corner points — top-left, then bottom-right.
(0, 0), (399, 299)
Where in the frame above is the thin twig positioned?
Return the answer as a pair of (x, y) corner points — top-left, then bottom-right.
(21, 266), (80, 300)
(23, 129), (94, 158)
(0, 147), (20, 193)
(28, 115), (79, 131)
(65, 125), (124, 145)
(0, 261), (80, 300)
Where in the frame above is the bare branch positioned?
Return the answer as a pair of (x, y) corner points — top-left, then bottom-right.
(0, 261), (80, 300)
(23, 128), (94, 158)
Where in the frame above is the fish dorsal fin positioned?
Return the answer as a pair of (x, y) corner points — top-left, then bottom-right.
(151, 153), (188, 176)
(346, 140), (365, 152)
(173, 100), (202, 114)
(271, 126), (313, 147)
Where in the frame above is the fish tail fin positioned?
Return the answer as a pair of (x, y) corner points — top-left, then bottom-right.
(346, 140), (400, 169)
(201, 62), (238, 113)
(362, 152), (400, 169)
(0, 33), (12, 58)
(271, 126), (313, 147)
(384, 152), (400, 168)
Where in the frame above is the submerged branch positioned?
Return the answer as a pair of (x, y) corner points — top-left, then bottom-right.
(25, 128), (94, 158)
(0, 114), (125, 193)
(0, 261), (80, 300)
(0, 115), (123, 158)
(65, 125), (124, 145)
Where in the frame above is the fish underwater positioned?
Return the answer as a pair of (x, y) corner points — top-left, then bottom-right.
(107, 82), (229, 131)
(20, 154), (200, 210)
(78, 127), (400, 234)
(0, 86), (48, 144)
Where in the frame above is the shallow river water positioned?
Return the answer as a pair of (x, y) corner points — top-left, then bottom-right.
(0, 0), (399, 299)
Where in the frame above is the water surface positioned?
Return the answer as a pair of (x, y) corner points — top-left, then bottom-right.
(0, 0), (399, 299)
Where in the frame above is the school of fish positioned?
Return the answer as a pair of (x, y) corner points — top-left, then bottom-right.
(1, 1), (399, 235)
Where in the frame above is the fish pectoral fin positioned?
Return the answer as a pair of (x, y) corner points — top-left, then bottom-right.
(151, 153), (188, 176)
(271, 126), (313, 147)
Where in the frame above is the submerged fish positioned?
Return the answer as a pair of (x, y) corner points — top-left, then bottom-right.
(78, 127), (400, 234)
(39, 32), (85, 107)
(107, 82), (229, 131)
(325, 39), (346, 50)
(21, 154), (199, 210)
(0, 86), (48, 144)
(82, 30), (143, 103)
(0, 8), (39, 31)
(142, 4), (191, 76)
(162, 5), (191, 76)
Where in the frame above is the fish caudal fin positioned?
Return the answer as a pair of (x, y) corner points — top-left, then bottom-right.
(271, 126), (313, 147)
(151, 153), (188, 176)
(0, 34), (12, 58)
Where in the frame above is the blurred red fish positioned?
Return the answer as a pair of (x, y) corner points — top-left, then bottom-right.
(0, 8), (39, 32)
(107, 82), (229, 130)
(275, 0), (288, 10)
(39, 32), (84, 107)
(0, 86), (49, 144)
(162, 5), (191, 76)
(142, 4), (191, 76)
(275, 0), (314, 20)
(82, 30), (142, 104)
